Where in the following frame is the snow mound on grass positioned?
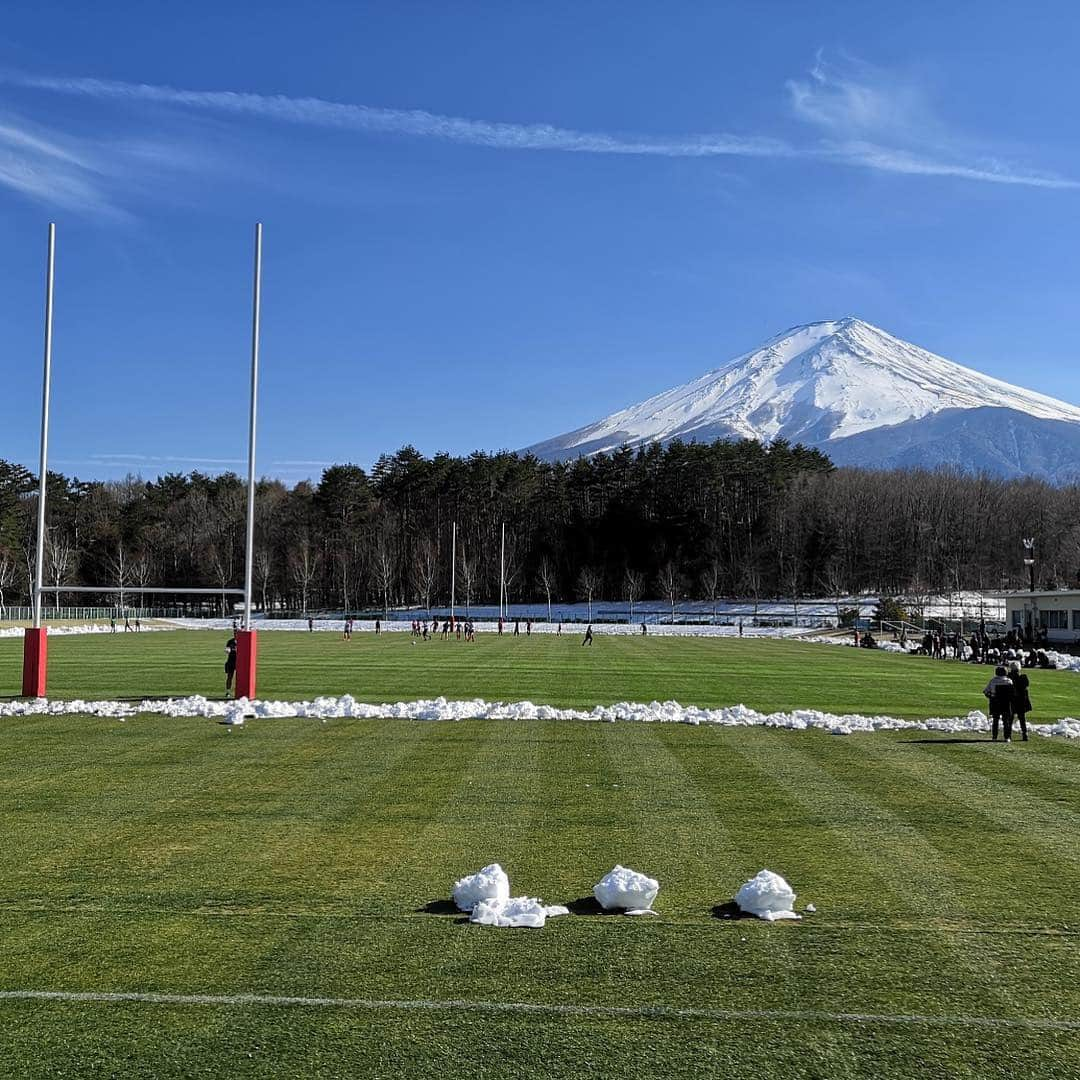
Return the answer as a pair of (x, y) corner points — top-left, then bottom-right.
(2, 695), (1079, 739)
(470, 896), (570, 928)
(0, 623), (166, 638)
(452, 864), (510, 912)
(594, 865), (659, 912)
(735, 870), (801, 921)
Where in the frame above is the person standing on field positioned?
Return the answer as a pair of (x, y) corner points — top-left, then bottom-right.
(582, 624), (594, 647)
(224, 635), (238, 696)
(983, 666), (1015, 742)
(1009, 662), (1031, 741)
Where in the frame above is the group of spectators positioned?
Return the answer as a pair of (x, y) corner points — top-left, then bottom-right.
(851, 622), (1047, 744)
(908, 625), (1058, 670)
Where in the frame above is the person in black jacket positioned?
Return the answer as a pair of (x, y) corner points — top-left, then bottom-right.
(224, 635), (238, 696)
(983, 666), (1014, 742)
(1008, 662), (1031, 741)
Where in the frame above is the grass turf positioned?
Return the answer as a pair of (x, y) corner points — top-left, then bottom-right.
(1, 628), (1078, 720)
(1, 632), (1079, 1077)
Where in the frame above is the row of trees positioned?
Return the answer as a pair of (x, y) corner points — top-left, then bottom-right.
(1, 441), (1078, 616)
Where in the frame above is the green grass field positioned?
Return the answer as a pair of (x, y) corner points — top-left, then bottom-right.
(1, 631), (1079, 1077)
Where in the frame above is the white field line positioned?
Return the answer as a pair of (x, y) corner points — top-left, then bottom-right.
(0, 989), (1077, 1031)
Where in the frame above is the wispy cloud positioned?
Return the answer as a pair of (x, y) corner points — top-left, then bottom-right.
(1, 55), (1074, 214)
(787, 53), (1077, 190)
(0, 113), (125, 217)
(85, 453), (245, 466)
(7, 72), (791, 160)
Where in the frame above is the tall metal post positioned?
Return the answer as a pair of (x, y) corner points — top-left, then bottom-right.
(23, 224), (56, 696)
(450, 522), (457, 628)
(235, 223), (262, 700)
(243, 223), (262, 630)
(33, 224), (56, 630)
(499, 522), (506, 621)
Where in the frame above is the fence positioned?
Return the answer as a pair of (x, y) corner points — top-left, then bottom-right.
(0, 606), (191, 622)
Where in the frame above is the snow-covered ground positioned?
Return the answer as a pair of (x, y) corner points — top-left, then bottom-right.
(2, 693), (1078, 738)
(160, 616), (817, 638)
(0, 623), (167, 639)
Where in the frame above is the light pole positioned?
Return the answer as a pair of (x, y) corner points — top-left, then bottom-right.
(1022, 537), (1036, 640)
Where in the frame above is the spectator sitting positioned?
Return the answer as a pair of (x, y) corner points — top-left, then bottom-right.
(860, 632), (878, 649)
(1037, 650), (1056, 670)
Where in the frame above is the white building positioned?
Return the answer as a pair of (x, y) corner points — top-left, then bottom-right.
(999, 590), (1080, 645)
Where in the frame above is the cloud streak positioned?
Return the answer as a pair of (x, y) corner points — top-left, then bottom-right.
(8, 72), (793, 160)
(1, 58), (1074, 207)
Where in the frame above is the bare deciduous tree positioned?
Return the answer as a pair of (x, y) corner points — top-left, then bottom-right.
(413, 538), (438, 615)
(45, 531), (73, 611)
(657, 562), (681, 624)
(131, 552), (153, 612)
(576, 566), (602, 622)
(372, 531), (395, 618)
(624, 567), (644, 623)
(289, 536), (320, 615)
(255, 549), (273, 614)
(537, 557), (557, 623)
(108, 542), (131, 613)
(0, 548), (17, 616)
(459, 545), (477, 616)
(700, 560), (722, 622)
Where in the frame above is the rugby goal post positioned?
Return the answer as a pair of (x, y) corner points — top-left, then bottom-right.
(22, 223), (264, 701)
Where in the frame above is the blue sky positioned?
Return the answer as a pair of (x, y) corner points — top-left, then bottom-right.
(3, 1), (1080, 481)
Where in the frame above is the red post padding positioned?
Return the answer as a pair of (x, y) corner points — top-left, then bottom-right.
(22, 627), (48, 698)
(235, 629), (257, 700)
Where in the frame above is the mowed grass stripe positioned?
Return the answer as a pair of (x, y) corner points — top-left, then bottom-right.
(849, 737), (1080, 868)
(724, 734), (1032, 1020)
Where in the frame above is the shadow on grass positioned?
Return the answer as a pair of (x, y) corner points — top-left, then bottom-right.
(417, 899), (463, 916)
(565, 896), (617, 916)
(712, 901), (756, 920)
(900, 738), (997, 745)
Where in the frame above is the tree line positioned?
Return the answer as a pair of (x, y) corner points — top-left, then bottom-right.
(1, 440), (1078, 616)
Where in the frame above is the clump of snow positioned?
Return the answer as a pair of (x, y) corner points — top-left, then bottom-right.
(470, 896), (569, 928)
(594, 865), (659, 912)
(452, 863), (510, 913)
(3, 694), (1080, 738)
(735, 870), (801, 921)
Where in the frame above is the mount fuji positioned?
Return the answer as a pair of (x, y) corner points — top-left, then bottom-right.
(525, 318), (1080, 481)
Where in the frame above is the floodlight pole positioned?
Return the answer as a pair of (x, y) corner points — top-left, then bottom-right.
(499, 522), (506, 621)
(450, 521), (457, 629)
(22, 224), (55, 697)
(235, 222), (262, 700)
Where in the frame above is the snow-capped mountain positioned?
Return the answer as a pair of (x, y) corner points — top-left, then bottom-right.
(525, 318), (1080, 480)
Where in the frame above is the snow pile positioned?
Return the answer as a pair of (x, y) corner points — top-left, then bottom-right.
(470, 896), (569, 928)
(452, 864), (510, 912)
(0, 623), (166, 639)
(594, 865), (659, 912)
(1047, 650), (1080, 674)
(735, 870), (801, 921)
(3, 694), (1080, 738)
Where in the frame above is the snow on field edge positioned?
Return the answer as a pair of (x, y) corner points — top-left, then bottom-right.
(2, 693), (1079, 738)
